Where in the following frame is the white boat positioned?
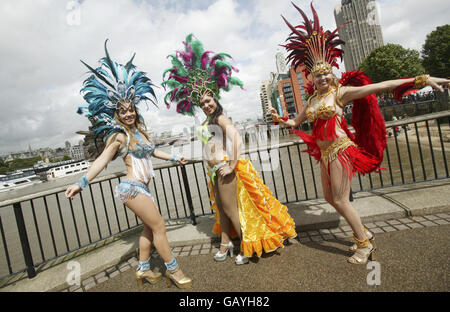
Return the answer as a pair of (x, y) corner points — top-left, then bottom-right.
(46, 160), (90, 179)
(0, 170), (42, 192)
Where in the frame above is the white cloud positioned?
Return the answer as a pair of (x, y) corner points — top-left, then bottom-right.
(0, 0), (448, 154)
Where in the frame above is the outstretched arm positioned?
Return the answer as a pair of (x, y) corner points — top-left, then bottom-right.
(65, 133), (125, 199)
(153, 148), (187, 165)
(269, 106), (307, 128)
(340, 76), (450, 106)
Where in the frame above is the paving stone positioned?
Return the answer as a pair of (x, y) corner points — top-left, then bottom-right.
(329, 228), (342, 234)
(393, 224), (410, 231)
(119, 264), (131, 272)
(299, 237), (311, 243)
(95, 272), (106, 280)
(407, 222), (424, 229)
(434, 219), (450, 225)
(318, 229), (331, 234)
(181, 246), (192, 252)
(333, 233), (347, 239)
(73, 288), (84, 292)
(322, 234), (334, 240)
(370, 227), (385, 234)
(435, 213), (450, 219)
(382, 226), (397, 232)
(180, 251), (190, 257)
(310, 235), (323, 242)
(307, 230), (320, 236)
(190, 249), (200, 256)
(298, 232), (308, 238)
(375, 221), (389, 227)
(192, 245), (202, 250)
(69, 284), (81, 292)
(344, 231), (353, 237)
(200, 249), (210, 255)
(387, 220), (401, 226)
(419, 221), (438, 227)
(96, 276), (109, 284)
(423, 215), (440, 221)
(109, 270), (120, 278)
(340, 225), (352, 232)
(106, 266), (117, 274)
(411, 216), (426, 222)
(172, 247), (182, 252)
(82, 277), (95, 286)
(398, 218), (414, 224)
(365, 223), (377, 229)
(83, 282), (96, 291)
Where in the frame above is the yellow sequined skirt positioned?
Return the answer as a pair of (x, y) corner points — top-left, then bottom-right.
(207, 158), (297, 258)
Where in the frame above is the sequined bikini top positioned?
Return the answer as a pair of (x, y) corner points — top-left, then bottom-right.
(305, 87), (344, 122)
(118, 129), (155, 159)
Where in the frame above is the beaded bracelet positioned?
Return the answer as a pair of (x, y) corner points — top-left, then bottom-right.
(76, 175), (90, 190)
(414, 74), (429, 89)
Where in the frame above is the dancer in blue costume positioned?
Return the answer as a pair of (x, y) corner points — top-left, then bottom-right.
(65, 40), (192, 289)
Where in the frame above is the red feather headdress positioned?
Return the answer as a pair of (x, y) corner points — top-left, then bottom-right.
(281, 1), (348, 76)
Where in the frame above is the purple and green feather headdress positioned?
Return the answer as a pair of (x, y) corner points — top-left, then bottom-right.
(162, 33), (244, 116)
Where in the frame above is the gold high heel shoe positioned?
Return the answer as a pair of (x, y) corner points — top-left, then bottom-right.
(165, 267), (192, 289)
(349, 227), (375, 251)
(347, 234), (375, 265)
(136, 269), (163, 289)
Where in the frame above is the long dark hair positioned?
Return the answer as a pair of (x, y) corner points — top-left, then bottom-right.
(206, 96), (223, 125)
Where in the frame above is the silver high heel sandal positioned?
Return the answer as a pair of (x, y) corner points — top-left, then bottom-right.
(214, 242), (234, 262)
(235, 253), (249, 265)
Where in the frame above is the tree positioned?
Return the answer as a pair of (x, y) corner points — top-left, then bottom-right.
(422, 25), (450, 78)
(358, 43), (425, 84)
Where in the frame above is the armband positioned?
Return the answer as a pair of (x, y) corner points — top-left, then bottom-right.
(76, 175), (90, 190)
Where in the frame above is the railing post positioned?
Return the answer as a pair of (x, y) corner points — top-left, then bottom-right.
(181, 165), (197, 225)
(13, 203), (36, 278)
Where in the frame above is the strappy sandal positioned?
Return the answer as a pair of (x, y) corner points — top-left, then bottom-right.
(214, 241), (234, 262)
(347, 234), (375, 265)
(349, 227), (375, 251)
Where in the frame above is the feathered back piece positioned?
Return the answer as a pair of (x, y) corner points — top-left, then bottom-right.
(282, 2), (347, 76)
(162, 33), (244, 116)
(77, 40), (157, 159)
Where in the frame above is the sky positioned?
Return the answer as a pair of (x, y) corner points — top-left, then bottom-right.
(0, 0), (449, 155)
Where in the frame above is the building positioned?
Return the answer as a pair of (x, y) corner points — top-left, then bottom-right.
(334, 0), (384, 71)
(260, 80), (273, 123)
(277, 66), (309, 119)
(70, 145), (85, 161)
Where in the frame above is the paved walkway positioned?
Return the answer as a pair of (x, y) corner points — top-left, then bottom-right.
(2, 178), (450, 292)
(76, 214), (450, 292)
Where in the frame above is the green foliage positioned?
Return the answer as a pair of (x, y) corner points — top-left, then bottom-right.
(358, 43), (425, 83)
(1, 156), (42, 173)
(422, 25), (450, 78)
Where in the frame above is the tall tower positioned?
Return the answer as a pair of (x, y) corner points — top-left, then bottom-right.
(260, 80), (272, 123)
(334, 0), (384, 71)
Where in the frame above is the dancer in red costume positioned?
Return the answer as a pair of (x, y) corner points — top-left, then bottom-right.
(270, 2), (449, 264)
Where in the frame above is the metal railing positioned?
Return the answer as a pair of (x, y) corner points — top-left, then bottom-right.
(0, 110), (449, 283)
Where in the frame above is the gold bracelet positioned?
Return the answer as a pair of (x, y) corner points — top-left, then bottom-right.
(414, 74), (430, 89)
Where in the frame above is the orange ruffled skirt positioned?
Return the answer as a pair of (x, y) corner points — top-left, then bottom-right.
(207, 158), (297, 258)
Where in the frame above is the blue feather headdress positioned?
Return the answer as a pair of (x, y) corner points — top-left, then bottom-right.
(77, 39), (157, 144)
